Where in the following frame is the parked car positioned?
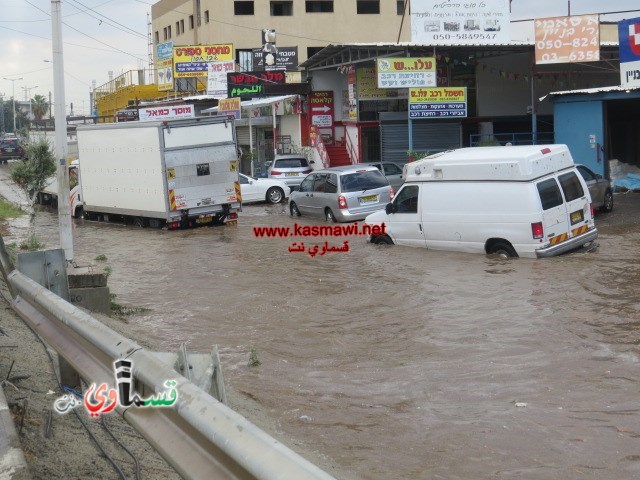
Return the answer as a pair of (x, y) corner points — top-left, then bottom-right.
(576, 164), (613, 212)
(238, 173), (289, 204)
(267, 154), (313, 190)
(365, 145), (597, 258)
(365, 161), (405, 190)
(0, 138), (25, 163)
(289, 165), (394, 222)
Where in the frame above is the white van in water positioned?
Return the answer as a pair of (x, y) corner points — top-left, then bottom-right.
(364, 145), (598, 258)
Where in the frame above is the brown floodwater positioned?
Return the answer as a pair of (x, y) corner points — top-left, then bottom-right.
(2, 164), (640, 480)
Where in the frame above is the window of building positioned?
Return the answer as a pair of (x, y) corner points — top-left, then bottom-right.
(155, 31), (159, 43)
(196, 0), (201, 26)
(163, 27), (167, 41)
(189, 15), (194, 29)
(306, 1), (333, 12)
(357, 0), (380, 14)
(167, 25), (172, 38)
(271, 1), (293, 16)
(180, 19), (184, 33)
(197, 164), (210, 176)
(175, 21), (180, 35)
(234, 1), (254, 15)
(204, 10), (210, 23)
(397, 0), (406, 15)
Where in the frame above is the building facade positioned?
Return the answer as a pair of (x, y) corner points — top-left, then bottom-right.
(151, 0), (410, 65)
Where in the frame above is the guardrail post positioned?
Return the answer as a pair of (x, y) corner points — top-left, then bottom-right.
(0, 235), (15, 298)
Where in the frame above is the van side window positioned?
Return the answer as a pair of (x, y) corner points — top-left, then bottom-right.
(325, 174), (338, 194)
(394, 185), (419, 213)
(558, 172), (585, 202)
(299, 175), (314, 192)
(313, 173), (327, 193)
(537, 178), (563, 210)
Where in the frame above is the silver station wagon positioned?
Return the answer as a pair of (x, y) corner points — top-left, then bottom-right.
(289, 165), (393, 222)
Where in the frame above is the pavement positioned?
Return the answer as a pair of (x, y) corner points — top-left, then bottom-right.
(0, 385), (30, 479)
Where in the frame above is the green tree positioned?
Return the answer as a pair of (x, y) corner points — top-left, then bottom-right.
(10, 137), (57, 225)
(31, 94), (49, 121)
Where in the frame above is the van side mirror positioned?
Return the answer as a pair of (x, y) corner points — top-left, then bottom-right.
(385, 203), (396, 215)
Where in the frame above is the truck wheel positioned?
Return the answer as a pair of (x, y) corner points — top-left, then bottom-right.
(488, 241), (518, 259)
(73, 206), (84, 219)
(133, 217), (146, 228)
(290, 202), (301, 217)
(266, 187), (284, 204)
(603, 190), (613, 212)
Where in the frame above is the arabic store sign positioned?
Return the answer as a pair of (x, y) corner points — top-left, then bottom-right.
(410, 0), (510, 45)
(409, 87), (467, 118)
(53, 360), (178, 417)
(138, 105), (195, 122)
(309, 91), (334, 128)
(227, 71), (286, 98)
(376, 57), (436, 89)
(619, 17), (640, 88)
(173, 44), (234, 79)
(535, 15), (600, 65)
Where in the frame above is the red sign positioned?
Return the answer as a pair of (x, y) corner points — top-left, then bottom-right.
(309, 91), (334, 128)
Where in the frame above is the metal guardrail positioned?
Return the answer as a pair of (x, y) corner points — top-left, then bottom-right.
(5, 269), (335, 480)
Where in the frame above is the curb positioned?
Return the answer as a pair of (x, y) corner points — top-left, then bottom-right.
(0, 385), (30, 480)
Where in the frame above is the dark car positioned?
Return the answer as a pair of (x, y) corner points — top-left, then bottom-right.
(0, 138), (25, 163)
(576, 164), (613, 213)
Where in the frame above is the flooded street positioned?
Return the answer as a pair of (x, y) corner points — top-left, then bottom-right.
(2, 164), (640, 479)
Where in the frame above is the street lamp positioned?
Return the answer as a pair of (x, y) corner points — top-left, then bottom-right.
(22, 85), (39, 121)
(2, 77), (23, 132)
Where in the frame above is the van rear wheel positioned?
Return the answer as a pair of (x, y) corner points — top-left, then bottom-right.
(489, 242), (517, 258)
(373, 235), (394, 245)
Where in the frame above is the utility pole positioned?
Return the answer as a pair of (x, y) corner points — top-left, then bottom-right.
(52, 0), (73, 262)
(0, 93), (4, 133)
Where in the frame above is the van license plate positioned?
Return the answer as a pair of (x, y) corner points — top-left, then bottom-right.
(570, 210), (584, 225)
(196, 216), (213, 224)
(285, 172), (298, 176)
(359, 194), (378, 204)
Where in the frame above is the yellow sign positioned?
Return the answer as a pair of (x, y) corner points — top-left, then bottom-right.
(173, 44), (234, 79)
(376, 57), (436, 89)
(229, 161), (238, 172)
(167, 168), (176, 180)
(357, 68), (406, 100)
(408, 87), (467, 119)
(157, 58), (174, 91)
(218, 97), (241, 112)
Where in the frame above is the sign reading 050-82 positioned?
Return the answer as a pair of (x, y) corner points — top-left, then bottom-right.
(173, 44), (234, 78)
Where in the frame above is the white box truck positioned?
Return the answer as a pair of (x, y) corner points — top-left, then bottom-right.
(67, 116), (241, 229)
(365, 145), (598, 258)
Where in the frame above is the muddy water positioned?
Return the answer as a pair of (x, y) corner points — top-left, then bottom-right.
(4, 184), (640, 479)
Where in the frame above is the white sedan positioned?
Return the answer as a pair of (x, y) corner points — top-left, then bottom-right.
(238, 173), (290, 204)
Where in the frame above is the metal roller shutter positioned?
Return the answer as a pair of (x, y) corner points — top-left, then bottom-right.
(380, 113), (462, 163)
(236, 126), (257, 146)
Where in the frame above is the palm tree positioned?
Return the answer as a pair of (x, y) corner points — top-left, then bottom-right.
(31, 94), (49, 121)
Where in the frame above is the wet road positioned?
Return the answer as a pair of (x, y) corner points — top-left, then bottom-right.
(2, 164), (640, 479)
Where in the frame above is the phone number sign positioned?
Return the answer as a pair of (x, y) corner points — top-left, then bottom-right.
(535, 15), (600, 65)
(409, 87), (467, 119)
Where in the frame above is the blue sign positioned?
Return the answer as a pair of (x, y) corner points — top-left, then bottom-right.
(618, 18), (640, 87)
(157, 41), (174, 60)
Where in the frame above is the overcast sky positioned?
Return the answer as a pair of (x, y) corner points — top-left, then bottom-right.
(1, 0), (639, 117)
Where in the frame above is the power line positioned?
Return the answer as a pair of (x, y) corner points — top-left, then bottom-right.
(65, 0), (148, 40)
(0, 24), (145, 55)
(23, 0), (146, 62)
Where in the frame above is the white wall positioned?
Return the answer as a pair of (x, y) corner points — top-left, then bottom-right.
(280, 114), (301, 148)
(310, 71), (349, 122)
